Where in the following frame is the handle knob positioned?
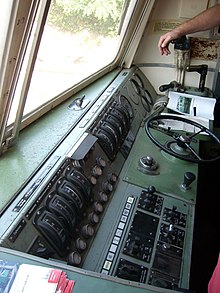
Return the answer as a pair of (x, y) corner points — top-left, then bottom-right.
(147, 185), (156, 194)
(159, 83), (174, 92)
(181, 172), (196, 190)
(159, 81), (179, 92)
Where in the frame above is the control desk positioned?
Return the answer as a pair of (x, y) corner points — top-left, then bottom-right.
(2, 66), (213, 292)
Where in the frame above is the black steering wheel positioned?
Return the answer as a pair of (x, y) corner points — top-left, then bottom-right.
(145, 114), (220, 163)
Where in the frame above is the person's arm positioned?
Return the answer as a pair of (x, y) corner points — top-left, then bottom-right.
(208, 253), (220, 293)
(158, 4), (220, 55)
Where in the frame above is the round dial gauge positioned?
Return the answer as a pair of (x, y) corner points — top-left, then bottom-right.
(119, 95), (134, 119)
(131, 74), (153, 112)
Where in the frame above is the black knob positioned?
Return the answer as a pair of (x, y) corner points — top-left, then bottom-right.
(159, 81), (179, 92)
(159, 83), (174, 92)
(88, 212), (99, 225)
(147, 185), (156, 194)
(67, 251), (82, 266)
(81, 224), (94, 239)
(102, 181), (113, 194)
(91, 165), (102, 177)
(93, 202), (103, 214)
(98, 191), (108, 203)
(181, 172), (196, 190)
(75, 238), (87, 252)
(96, 157), (106, 168)
(107, 173), (117, 184)
(171, 35), (190, 50)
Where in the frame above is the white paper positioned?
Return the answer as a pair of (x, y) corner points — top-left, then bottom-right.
(160, 113), (210, 133)
(9, 264), (62, 293)
(167, 91), (216, 120)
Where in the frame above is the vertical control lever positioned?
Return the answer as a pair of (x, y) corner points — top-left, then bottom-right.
(181, 172), (196, 190)
(186, 64), (208, 92)
(171, 35), (190, 87)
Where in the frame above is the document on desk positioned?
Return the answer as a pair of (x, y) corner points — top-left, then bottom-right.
(167, 91), (216, 120)
(160, 113), (210, 133)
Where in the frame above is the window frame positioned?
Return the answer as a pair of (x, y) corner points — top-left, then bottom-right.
(0, 0), (154, 156)
(0, 0), (48, 155)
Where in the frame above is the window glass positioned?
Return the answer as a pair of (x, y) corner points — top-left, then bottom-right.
(8, 0), (124, 125)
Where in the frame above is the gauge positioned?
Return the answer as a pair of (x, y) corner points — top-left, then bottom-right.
(134, 73), (144, 87)
(141, 88), (153, 112)
(119, 95), (134, 119)
(143, 88), (153, 105)
(65, 167), (92, 202)
(129, 79), (140, 105)
(130, 74), (153, 112)
(114, 102), (130, 125)
(141, 97), (150, 112)
(100, 121), (119, 146)
(110, 108), (127, 133)
(104, 114), (124, 138)
(56, 177), (84, 216)
(45, 192), (77, 232)
(94, 128), (117, 160)
(34, 207), (70, 256)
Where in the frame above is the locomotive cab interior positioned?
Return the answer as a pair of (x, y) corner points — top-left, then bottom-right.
(0, 1), (220, 292)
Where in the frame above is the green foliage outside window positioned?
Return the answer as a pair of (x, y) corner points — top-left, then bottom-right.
(49, 0), (124, 36)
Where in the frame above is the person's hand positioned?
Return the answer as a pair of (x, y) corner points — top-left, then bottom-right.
(158, 33), (172, 55)
(158, 30), (181, 55)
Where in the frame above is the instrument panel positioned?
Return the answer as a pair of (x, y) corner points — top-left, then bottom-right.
(0, 66), (198, 292)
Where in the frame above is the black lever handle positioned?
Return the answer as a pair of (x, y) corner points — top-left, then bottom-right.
(181, 172), (196, 190)
(159, 83), (173, 92)
(171, 35), (190, 50)
(159, 81), (179, 92)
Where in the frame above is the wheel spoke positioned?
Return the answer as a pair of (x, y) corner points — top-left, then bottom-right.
(188, 127), (207, 139)
(185, 143), (202, 160)
(150, 121), (181, 140)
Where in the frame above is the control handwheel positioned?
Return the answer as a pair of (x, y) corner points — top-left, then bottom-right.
(145, 114), (220, 163)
